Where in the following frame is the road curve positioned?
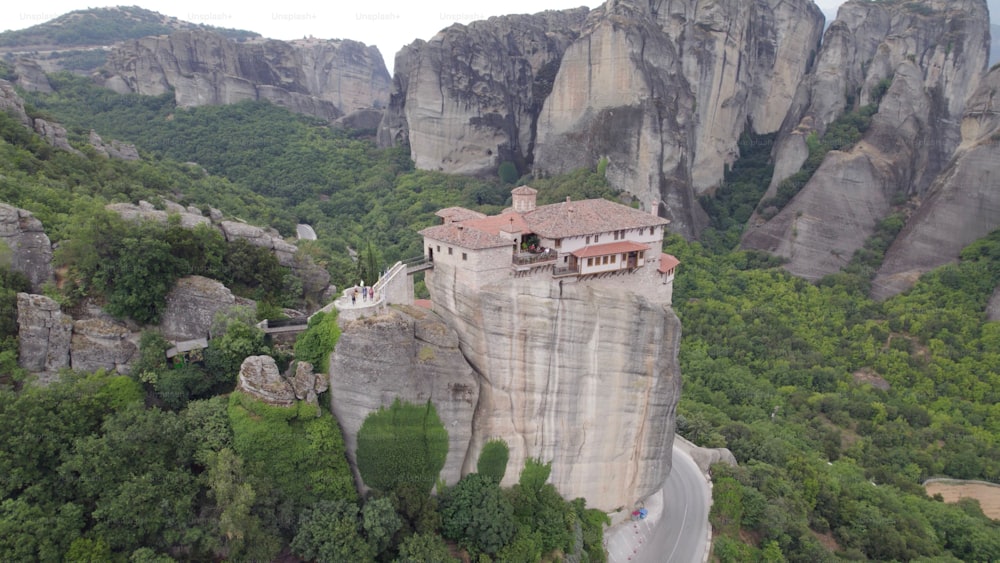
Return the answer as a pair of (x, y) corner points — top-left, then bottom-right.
(606, 445), (711, 563)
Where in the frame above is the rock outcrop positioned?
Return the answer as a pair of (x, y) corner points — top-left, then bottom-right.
(988, 287), (1000, 322)
(872, 65), (1000, 299)
(106, 201), (212, 229)
(328, 306), (479, 489)
(425, 267), (681, 511)
(159, 276), (239, 342)
(70, 318), (138, 374)
(16, 293), (72, 374)
(0, 203), (53, 292)
(742, 0), (991, 280)
(237, 355), (328, 408)
(533, 0), (824, 237)
(378, 9), (589, 176)
(13, 59), (52, 93)
(104, 30), (391, 121)
(88, 130), (140, 160)
(32, 118), (81, 155)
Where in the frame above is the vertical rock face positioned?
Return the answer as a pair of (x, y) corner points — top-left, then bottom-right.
(104, 30), (391, 121)
(378, 9), (589, 176)
(426, 266), (681, 511)
(742, 0), (991, 280)
(158, 276), (238, 342)
(532, 0), (824, 238)
(0, 203), (53, 292)
(328, 306), (479, 490)
(16, 293), (72, 374)
(872, 65), (1000, 299)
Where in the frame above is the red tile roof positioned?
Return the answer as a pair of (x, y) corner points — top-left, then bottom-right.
(418, 223), (514, 250)
(523, 198), (669, 239)
(658, 253), (680, 273)
(463, 212), (530, 236)
(436, 207), (487, 222)
(571, 240), (650, 258)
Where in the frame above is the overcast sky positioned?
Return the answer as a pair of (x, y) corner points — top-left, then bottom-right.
(0, 1), (996, 74)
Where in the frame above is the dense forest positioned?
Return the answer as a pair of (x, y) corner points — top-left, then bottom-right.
(0, 64), (998, 561)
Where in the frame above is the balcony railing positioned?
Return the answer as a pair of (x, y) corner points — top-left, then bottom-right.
(512, 249), (558, 266)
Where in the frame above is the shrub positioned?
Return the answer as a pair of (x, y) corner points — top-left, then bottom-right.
(476, 439), (510, 483)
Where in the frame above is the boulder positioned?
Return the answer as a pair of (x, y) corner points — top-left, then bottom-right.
(70, 318), (138, 374)
(0, 203), (53, 292)
(237, 355), (296, 406)
(158, 276), (239, 342)
(13, 59), (52, 93)
(88, 130), (140, 161)
(32, 118), (81, 155)
(106, 201), (211, 229)
(16, 293), (72, 373)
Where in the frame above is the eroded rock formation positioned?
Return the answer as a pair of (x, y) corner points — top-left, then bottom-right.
(70, 318), (138, 374)
(425, 269), (681, 511)
(872, 65), (1000, 299)
(104, 30), (391, 121)
(378, 9), (589, 176)
(534, 0), (824, 237)
(328, 306), (479, 489)
(88, 130), (140, 160)
(237, 355), (327, 408)
(742, 0), (991, 280)
(0, 203), (53, 292)
(16, 293), (72, 374)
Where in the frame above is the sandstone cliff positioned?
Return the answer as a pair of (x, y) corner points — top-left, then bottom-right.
(104, 30), (390, 121)
(872, 65), (1000, 299)
(742, 0), (991, 281)
(533, 0), (824, 238)
(425, 266), (681, 511)
(17, 293), (72, 375)
(0, 203), (53, 292)
(328, 306), (479, 490)
(378, 9), (589, 176)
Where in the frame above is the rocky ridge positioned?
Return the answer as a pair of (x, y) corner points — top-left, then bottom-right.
(534, 0), (824, 237)
(378, 9), (589, 176)
(104, 30), (391, 121)
(872, 64), (1000, 299)
(742, 0), (992, 282)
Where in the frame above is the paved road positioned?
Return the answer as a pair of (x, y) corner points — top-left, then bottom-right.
(296, 223), (317, 240)
(606, 445), (711, 563)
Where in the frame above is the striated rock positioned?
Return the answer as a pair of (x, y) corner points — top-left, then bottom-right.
(88, 130), (140, 160)
(532, 0), (824, 238)
(0, 203), (53, 292)
(70, 318), (138, 374)
(13, 59), (52, 93)
(378, 9), (588, 176)
(104, 30), (390, 121)
(159, 276), (239, 342)
(743, 0), (991, 280)
(334, 108), (384, 132)
(237, 355), (296, 406)
(425, 266), (681, 511)
(872, 65), (1000, 299)
(16, 293), (72, 373)
(328, 306), (479, 490)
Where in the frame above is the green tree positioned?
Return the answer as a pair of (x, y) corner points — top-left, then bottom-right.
(440, 472), (516, 557)
(395, 532), (458, 563)
(291, 500), (375, 563)
(362, 496), (402, 557)
(204, 307), (270, 380)
(356, 399), (449, 494)
(476, 439), (509, 483)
